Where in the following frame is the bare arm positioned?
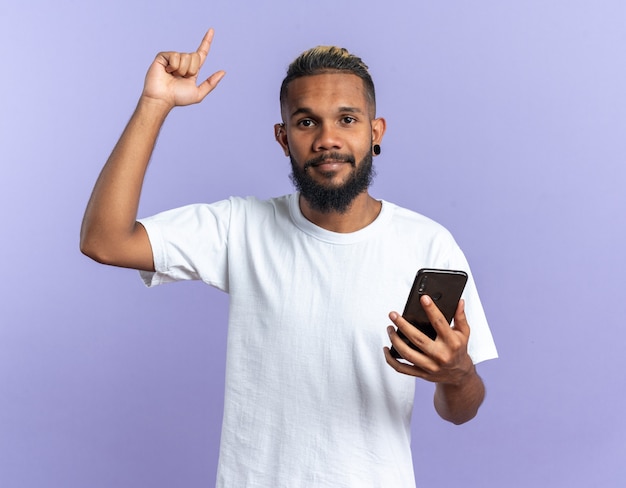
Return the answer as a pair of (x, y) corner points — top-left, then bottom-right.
(80, 29), (225, 270)
(384, 297), (485, 424)
(433, 362), (485, 425)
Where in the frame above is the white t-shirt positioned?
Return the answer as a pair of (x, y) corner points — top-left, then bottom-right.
(139, 193), (497, 488)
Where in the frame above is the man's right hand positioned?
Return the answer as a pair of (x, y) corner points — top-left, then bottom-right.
(142, 28), (226, 109)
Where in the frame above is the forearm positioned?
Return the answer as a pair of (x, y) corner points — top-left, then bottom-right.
(80, 97), (170, 263)
(434, 365), (485, 425)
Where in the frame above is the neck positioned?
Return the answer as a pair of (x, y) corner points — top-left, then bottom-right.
(299, 192), (382, 233)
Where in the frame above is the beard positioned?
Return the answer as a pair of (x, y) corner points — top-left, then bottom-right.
(289, 151), (375, 214)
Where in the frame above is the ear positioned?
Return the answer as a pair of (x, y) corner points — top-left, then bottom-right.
(371, 117), (387, 147)
(274, 123), (290, 156)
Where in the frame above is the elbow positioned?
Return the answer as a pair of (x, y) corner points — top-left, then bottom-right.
(435, 398), (480, 425)
(79, 218), (123, 265)
(79, 231), (115, 265)
(440, 409), (479, 426)
(80, 219), (98, 262)
(80, 237), (106, 264)
(79, 224), (153, 271)
(434, 377), (485, 425)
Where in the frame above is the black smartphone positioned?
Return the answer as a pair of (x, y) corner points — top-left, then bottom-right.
(390, 268), (468, 359)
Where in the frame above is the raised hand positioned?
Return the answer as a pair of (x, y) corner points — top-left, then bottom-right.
(81, 29), (226, 271)
(142, 28), (226, 108)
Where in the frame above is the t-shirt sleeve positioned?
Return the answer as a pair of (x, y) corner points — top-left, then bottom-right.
(137, 200), (232, 292)
(446, 244), (498, 365)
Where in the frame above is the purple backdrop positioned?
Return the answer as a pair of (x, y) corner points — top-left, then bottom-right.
(2, 1), (625, 486)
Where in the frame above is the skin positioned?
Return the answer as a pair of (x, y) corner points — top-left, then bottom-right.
(80, 29), (225, 271)
(80, 29), (485, 425)
(275, 71), (485, 423)
(385, 297), (485, 424)
(275, 72), (386, 232)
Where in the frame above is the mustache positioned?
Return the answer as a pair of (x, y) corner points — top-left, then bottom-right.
(303, 152), (356, 170)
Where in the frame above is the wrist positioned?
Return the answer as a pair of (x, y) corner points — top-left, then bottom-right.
(442, 360), (477, 388)
(137, 94), (175, 116)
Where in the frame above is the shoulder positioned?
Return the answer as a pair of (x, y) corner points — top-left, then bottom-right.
(142, 194), (292, 221)
(227, 194), (292, 220)
(383, 201), (455, 238)
(138, 194), (292, 231)
(228, 194), (290, 210)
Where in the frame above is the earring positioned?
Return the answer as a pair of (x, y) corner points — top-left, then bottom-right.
(373, 144), (381, 155)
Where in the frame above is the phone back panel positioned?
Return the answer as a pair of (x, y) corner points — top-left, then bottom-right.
(402, 268), (468, 340)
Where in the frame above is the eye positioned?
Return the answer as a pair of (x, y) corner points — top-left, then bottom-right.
(341, 116), (357, 125)
(297, 119), (316, 128)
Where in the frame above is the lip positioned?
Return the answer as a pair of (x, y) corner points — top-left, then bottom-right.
(310, 161), (350, 173)
(313, 159), (348, 167)
(309, 157), (352, 168)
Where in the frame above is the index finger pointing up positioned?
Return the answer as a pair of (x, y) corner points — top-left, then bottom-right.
(196, 28), (215, 66)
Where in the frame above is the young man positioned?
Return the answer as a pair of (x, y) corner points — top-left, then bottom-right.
(81, 29), (497, 487)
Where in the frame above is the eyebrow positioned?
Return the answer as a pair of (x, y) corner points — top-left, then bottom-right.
(289, 106), (364, 119)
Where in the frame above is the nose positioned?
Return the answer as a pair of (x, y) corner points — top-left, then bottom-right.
(313, 123), (342, 152)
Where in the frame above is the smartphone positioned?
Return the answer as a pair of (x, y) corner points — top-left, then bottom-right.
(390, 268), (468, 359)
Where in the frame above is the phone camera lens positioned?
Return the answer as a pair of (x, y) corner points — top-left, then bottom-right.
(418, 276), (427, 293)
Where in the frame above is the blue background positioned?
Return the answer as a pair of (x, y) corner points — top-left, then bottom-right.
(1, 1), (625, 486)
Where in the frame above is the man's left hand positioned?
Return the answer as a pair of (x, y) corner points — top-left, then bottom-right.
(384, 296), (474, 385)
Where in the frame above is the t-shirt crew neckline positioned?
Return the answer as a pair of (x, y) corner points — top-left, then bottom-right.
(288, 192), (393, 245)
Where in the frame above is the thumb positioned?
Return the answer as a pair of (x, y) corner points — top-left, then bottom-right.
(196, 70), (226, 102)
